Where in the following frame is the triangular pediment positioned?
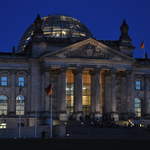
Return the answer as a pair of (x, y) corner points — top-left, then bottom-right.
(41, 38), (135, 61)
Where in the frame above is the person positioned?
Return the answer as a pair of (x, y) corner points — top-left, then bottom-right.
(41, 130), (46, 139)
(79, 115), (83, 122)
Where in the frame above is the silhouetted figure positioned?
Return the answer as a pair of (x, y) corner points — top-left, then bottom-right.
(79, 115), (84, 122)
(41, 131), (46, 139)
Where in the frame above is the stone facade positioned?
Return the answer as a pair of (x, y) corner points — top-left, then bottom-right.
(0, 15), (150, 134)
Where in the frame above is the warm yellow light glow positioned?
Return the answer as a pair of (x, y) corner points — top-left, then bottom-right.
(80, 33), (86, 36)
(82, 71), (91, 110)
(62, 31), (66, 35)
(0, 123), (6, 129)
(66, 70), (74, 113)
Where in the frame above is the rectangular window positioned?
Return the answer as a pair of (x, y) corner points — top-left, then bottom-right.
(18, 77), (25, 87)
(0, 76), (8, 86)
(135, 80), (141, 90)
(0, 123), (6, 129)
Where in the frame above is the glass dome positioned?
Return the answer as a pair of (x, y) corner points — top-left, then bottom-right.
(18, 15), (93, 52)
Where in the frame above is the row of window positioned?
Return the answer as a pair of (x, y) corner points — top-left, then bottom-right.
(67, 80), (143, 92)
(0, 95), (25, 115)
(0, 76), (25, 87)
(66, 83), (91, 95)
(0, 94), (143, 118)
(0, 76), (144, 90)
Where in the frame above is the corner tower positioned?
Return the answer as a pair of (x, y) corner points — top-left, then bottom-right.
(119, 20), (134, 56)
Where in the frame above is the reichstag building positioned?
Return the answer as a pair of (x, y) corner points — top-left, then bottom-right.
(0, 14), (149, 131)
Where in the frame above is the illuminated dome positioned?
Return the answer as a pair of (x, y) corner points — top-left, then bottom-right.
(18, 15), (93, 51)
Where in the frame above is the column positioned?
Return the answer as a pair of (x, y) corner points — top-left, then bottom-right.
(9, 71), (16, 115)
(45, 71), (51, 112)
(144, 76), (150, 117)
(111, 70), (119, 121)
(30, 61), (41, 116)
(120, 71), (128, 119)
(58, 68), (67, 121)
(73, 68), (83, 120)
(26, 72), (31, 114)
(104, 70), (112, 115)
(90, 68), (102, 118)
(41, 71), (45, 113)
(40, 70), (51, 115)
(127, 71), (135, 118)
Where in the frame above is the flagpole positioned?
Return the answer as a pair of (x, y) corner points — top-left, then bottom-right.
(45, 83), (53, 138)
(50, 94), (53, 138)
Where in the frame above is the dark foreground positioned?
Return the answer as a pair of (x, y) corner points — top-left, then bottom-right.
(0, 138), (150, 149)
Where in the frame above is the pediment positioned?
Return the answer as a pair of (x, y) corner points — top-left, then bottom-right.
(41, 38), (134, 62)
(63, 43), (114, 60)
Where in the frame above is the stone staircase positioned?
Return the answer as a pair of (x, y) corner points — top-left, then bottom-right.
(65, 121), (150, 139)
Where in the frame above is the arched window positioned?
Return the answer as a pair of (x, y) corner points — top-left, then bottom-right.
(134, 98), (141, 117)
(16, 95), (25, 115)
(0, 95), (8, 115)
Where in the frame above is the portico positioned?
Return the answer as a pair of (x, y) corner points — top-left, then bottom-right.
(44, 65), (134, 121)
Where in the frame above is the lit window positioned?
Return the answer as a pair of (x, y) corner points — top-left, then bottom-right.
(16, 95), (25, 115)
(0, 76), (8, 86)
(66, 70), (74, 113)
(0, 123), (6, 129)
(134, 98), (141, 117)
(18, 77), (25, 87)
(82, 71), (91, 113)
(135, 80), (141, 90)
(0, 95), (8, 115)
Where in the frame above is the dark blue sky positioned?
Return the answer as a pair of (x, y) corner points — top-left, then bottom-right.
(0, 0), (149, 58)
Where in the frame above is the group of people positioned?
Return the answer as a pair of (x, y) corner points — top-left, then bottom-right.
(68, 114), (119, 128)
(67, 114), (140, 128)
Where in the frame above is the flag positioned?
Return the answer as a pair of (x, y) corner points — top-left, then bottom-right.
(45, 84), (53, 96)
(140, 42), (145, 49)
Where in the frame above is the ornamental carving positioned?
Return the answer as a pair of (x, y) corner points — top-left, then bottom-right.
(64, 44), (113, 59)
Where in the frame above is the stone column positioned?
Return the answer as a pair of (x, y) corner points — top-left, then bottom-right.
(30, 61), (41, 116)
(73, 68), (83, 120)
(90, 68), (102, 118)
(104, 70), (112, 115)
(58, 68), (67, 121)
(9, 71), (16, 115)
(40, 70), (51, 116)
(127, 71), (135, 118)
(120, 72), (128, 119)
(26, 72), (31, 114)
(111, 70), (119, 121)
(41, 71), (45, 113)
(45, 71), (51, 112)
(144, 76), (150, 117)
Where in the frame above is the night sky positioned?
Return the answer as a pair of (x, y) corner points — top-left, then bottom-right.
(0, 0), (149, 58)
